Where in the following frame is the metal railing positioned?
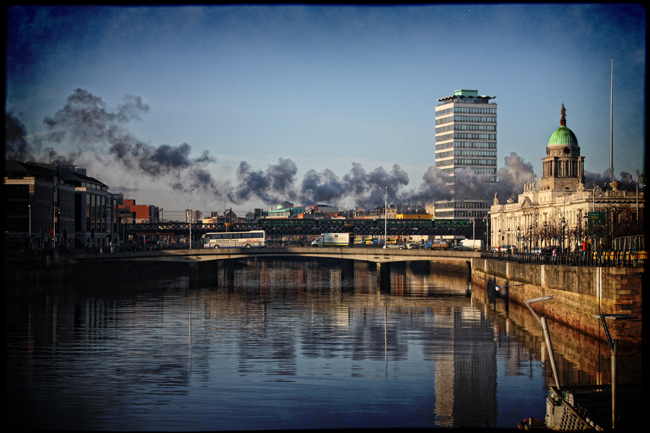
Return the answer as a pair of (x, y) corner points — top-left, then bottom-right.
(481, 250), (644, 267)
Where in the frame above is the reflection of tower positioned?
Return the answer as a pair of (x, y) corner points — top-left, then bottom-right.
(433, 307), (498, 427)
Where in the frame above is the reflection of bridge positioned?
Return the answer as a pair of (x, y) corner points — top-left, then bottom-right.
(70, 247), (480, 264)
(126, 218), (487, 238)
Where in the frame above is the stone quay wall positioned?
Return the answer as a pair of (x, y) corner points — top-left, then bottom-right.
(470, 258), (644, 345)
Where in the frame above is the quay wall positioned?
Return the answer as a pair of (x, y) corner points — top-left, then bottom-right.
(470, 258), (644, 345)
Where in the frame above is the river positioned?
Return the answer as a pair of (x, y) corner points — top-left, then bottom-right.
(5, 257), (639, 430)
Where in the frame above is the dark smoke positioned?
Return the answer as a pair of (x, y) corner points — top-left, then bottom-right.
(6, 112), (38, 161)
(9, 89), (643, 211)
(229, 158), (298, 204)
(15, 89), (221, 196)
(298, 163), (410, 206)
(585, 169), (641, 191)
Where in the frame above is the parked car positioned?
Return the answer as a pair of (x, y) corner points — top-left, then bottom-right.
(406, 242), (421, 249)
(530, 247), (542, 254)
(451, 245), (473, 251)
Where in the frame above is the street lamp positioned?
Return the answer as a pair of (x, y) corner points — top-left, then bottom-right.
(593, 314), (637, 430)
(562, 194), (572, 252)
(384, 187), (388, 249)
(189, 188), (195, 249)
(28, 204), (32, 251)
(636, 170), (645, 232)
(524, 295), (560, 390)
(593, 184), (603, 212)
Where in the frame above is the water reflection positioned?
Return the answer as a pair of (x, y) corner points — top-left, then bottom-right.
(7, 257), (638, 431)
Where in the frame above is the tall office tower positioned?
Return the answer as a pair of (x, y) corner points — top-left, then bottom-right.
(433, 89), (497, 220)
(435, 89), (497, 181)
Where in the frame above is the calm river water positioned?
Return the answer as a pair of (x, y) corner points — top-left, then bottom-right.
(6, 257), (639, 430)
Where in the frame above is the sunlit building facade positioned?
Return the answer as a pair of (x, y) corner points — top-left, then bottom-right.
(490, 105), (644, 251)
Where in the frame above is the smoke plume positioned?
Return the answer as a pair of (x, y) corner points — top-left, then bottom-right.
(6, 113), (39, 161)
(8, 89), (642, 212)
(14, 89), (222, 197)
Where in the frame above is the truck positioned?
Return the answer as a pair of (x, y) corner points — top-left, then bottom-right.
(311, 233), (350, 247)
(460, 239), (484, 251)
(425, 240), (450, 250)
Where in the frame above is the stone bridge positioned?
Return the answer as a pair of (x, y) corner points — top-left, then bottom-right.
(67, 247), (480, 265)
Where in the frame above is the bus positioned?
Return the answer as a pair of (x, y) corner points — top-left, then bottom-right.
(203, 230), (266, 249)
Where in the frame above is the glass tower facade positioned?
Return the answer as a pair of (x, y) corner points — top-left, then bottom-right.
(434, 89), (497, 220)
(435, 89), (497, 181)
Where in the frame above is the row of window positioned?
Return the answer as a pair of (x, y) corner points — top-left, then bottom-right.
(443, 167), (497, 175)
(436, 141), (497, 150)
(435, 210), (489, 218)
(436, 124), (497, 134)
(437, 159), (497, 166)
(436, 133), (497, 141)
(436, 107), (497, 116)
(446, 150), (497, 158)
(435, 201), (491, 209)
(435, 115), (496, 125)
(81, 181), (107, 191)
(206, 232), (264, 239)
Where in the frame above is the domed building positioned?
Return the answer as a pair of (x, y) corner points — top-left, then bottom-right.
(541, 104), (585, 191)
(489, 105), (644, 252)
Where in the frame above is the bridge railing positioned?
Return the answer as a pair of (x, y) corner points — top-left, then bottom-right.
(481, 250), (644, 267)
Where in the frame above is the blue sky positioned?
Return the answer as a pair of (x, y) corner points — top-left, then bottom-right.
(5, 4), (646, 218)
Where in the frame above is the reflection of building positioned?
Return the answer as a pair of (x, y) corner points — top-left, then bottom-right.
(432, 308), (498, 427)
(490, 105), (644, 251)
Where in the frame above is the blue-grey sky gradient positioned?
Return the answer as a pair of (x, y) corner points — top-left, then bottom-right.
(6, 4), (646, 217)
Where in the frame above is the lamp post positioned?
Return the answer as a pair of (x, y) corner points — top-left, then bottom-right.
(562, 194), (572, 252)
(483, 215), (490, 251)
(384, 187), (388, 249)
(28, 204), (32, 251)
(524, 296), (560, 390)
(593, 184), (603, 212)
(189, 188), (195, 249)
(636, 170), (645, 232)
(610, 205), (618, 249)
(593, 314), (637, 430)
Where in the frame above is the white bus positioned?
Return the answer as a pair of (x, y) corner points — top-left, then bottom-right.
(202, 230), (266, 249)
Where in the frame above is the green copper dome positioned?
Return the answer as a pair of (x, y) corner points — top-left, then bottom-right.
(548, 103), (578, 146)
(548, 126), (578, 146)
